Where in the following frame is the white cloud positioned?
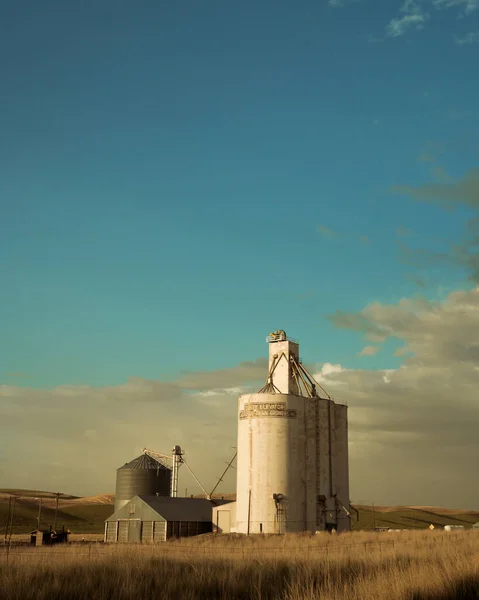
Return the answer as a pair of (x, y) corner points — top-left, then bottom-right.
(319, 362), (344, 377)
(312, 363), (347, 391)
(386, 12), (430, 38)
(0, 363), (265, 497)
(433, 0), (479, 14)
(377, 0), (478, 41)
(328, 287), (479, 507)
(384, 0), (430, 38)
(455, 31), (479, 43)
(359, 345), (380, 357)
(3, 288), (479, 507)
(198, 387), (245, 397)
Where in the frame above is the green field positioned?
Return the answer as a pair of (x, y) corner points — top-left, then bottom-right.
(1, 489), (478, 534)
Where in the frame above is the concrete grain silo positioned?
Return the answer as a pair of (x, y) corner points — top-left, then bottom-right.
(115, 454), (172, 513)
(235, 331), (350, 534)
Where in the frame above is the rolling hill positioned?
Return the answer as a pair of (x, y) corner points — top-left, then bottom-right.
(0, 490), (114, 534)
(1, 490), (478, 534)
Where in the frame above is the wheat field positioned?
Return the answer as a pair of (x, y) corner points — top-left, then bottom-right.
(1, 531), (479, 599)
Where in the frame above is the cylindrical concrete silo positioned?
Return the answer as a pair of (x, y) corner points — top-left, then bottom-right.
(236, 332), (318, 534)
(334, 403), (350, 532)
(236, 331), (350, 534)
(316, 397), (336, 529)
(236, 392), (318, 534)
(114, 454), (171, 512)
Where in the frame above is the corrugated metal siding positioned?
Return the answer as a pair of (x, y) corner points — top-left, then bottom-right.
(106, 521), (117, 543)
(115, 468), (171, 512)
(153, 521), (166, 542)
(142, 521), (154, 543)
(108, 518), (210, 542)
(118, 520), (129, 543)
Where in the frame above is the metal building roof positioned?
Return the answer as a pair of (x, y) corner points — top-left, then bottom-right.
(106, 495), (231, 522)
(138, 496), (229, 521)
(118, 454), (170, 471)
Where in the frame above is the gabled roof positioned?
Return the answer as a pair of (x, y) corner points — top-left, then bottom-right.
(29, 529), (48, 534)
(106, 495), (232, 522)
(137, 496), (229, 521)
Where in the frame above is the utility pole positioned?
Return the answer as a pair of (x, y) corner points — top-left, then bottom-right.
(372, 502), (376, 530)
(4, 495), (12, 544)
(5, 496), (17, 543)
(53, 493), (60, 531)
(36, 498), (42, 530)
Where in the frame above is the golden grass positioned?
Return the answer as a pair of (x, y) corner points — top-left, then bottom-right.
(1, 531), (479, 599)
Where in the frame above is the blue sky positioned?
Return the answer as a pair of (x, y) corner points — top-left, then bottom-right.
(2, 1), (479, 505)
(1, 0), (478, 388)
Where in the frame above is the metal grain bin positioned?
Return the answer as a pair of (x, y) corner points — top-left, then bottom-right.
(115, 454), (171, 512)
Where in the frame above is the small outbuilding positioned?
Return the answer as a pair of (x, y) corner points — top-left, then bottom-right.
(30, 530), (46, 546)
(212, 501), (236, 534)
(105, 495), (229, 543)
(30, 528), (69, 546)
(473, 522), (479, 530)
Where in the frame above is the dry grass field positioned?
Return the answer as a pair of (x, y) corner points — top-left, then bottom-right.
(1, 530), (479, 600)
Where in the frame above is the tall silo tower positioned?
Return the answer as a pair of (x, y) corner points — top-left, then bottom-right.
(235, 330), (350, 534)
(114, 453), (172, 513)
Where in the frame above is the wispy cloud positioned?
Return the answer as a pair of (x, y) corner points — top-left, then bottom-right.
(386, 0), (430, 38)
(317, 225), (372, 246)
(433, 0), (479, 15)
(317, 224), (340, 239)
(325, 287), (479, 508)
(358, 345), (380, 356)
(387, 13), (429, 37)
(392, 165), (479, 283)
(392, 167), (479, 209)
(417, 140), (446, 163)
(396, 226), (414, 237)
(372, 0), (478, 42)
(455, 31), (479, 44)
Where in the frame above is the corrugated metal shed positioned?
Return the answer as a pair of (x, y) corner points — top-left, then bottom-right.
(105, 496), (231, 543)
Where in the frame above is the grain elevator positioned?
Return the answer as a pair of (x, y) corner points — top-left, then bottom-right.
(235, 331), (350, 534)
